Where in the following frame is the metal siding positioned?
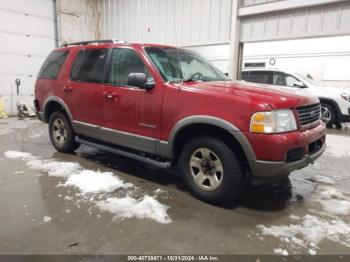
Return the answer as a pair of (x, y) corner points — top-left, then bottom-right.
(100, 0), (232, 46)
(240, 1), (350, 42)
(0, 0), (55, 115)
(240, 0), (278, 7)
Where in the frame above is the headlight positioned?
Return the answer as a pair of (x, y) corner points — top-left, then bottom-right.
(341, 93), (350, 102)
(250, 110), (297, 134)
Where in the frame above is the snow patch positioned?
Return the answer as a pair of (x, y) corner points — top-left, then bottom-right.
(43, 216), (51, 223)
(4, 151), (35, 160)
(317, 187), (347, 200)
(289, 215), (300, 220)
(317, 199), (350, 216)
(4, 151), (172, 224)
(309, 249), (317, 255)
(97, 195), (172, 224)
(65, 170), (133, 194)
(27, 159), (81, 178)
(311, 175), (335, 185)
(258, 215), (350, 253)
(273, 248), (288, 256)
(315, 186), (350, 216)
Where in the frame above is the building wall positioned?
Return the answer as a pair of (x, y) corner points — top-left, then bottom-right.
(99, 0), (233, 73)
(57, 0), (100, 45)
(240, 0), (277, 7)
(0, 0), (55, 115)
(100, 0), (232, 46)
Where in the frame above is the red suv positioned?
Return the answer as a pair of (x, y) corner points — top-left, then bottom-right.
(34, 40), (326, 204)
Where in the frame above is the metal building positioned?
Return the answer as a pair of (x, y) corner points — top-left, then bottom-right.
(0, 0), (55, 115)
(100, 0), (350, 81)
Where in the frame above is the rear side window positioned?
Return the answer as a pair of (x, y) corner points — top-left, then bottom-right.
(242, 71), (270, 84)
(70, 49), (107, 83)
(38, 50), (69, 79)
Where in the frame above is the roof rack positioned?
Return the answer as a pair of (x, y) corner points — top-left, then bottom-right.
(61, 39), (126, 47)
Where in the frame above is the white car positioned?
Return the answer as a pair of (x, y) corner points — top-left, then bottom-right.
(242, 68), (350, 128)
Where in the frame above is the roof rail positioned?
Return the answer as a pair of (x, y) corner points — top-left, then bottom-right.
(60, 39), (126, 47)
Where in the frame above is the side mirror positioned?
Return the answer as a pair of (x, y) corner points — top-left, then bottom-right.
(127, 73), (154, 90)
(293, 81), (306, 88)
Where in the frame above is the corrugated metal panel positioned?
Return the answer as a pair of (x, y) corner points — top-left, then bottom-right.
(100, 0), (232, 46)
(240, 0), (278, 7)
(0, 0), (55, 114)
(240, 1), (350, 42)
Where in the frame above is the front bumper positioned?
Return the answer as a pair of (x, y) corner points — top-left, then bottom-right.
(247, 122), (326, 183)
(249, 141), (325, 184)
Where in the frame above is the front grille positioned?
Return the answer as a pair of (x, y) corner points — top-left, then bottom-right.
(296, 103), (321, 126)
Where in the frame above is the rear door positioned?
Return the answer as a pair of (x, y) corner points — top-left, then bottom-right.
(64, 48), (108, 139)
(99, 47), (162, 154)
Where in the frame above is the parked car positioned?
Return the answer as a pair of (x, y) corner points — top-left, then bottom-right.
(242, 68), (350, 128)
(34, 40), (326, 204)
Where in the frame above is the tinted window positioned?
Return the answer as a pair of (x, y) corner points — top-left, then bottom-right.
(242, 71), (270, 84)
(71, 49), (107, 83)
(108, 48), (152, 86)
(38, 51), (69, 79)
(70, 51), (84, 81)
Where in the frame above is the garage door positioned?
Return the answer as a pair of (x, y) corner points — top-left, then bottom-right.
(0, 0), (55, 115)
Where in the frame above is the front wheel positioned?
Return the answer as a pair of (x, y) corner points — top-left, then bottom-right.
(49, 111), (80, 153)
(179, 136), (245, 204)
(321, 103), (337, 128)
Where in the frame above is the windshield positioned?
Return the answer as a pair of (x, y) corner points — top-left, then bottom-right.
(295, 73), (315, 86)
(145, 47), (229, 82)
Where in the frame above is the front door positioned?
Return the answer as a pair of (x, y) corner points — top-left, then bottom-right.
(100, 47), (163, 154)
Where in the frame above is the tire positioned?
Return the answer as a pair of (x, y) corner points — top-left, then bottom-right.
(179, 136), (245, 204)
(48, 111), (80, 153)
(321, 103), (337, 128)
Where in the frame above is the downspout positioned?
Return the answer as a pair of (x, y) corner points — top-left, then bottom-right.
(53, 0), (59, 47)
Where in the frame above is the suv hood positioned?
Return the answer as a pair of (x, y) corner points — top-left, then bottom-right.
(180, 81), (319, 109)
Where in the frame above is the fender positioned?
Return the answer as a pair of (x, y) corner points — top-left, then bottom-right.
(159, 115), (257, 161)
(43, 96), (74, 123)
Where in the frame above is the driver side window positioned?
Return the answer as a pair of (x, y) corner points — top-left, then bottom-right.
(108, 48), (153, 86)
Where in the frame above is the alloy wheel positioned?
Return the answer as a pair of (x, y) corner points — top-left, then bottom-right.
(189, 148), (224, 191)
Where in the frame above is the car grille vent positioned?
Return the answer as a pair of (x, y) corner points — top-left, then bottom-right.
(296, 103), (321, 126)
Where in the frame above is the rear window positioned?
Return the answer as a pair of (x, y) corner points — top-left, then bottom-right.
(38, 50), (69, 79)
(70, 49), (107, 83)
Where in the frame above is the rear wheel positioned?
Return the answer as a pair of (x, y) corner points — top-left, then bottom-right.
(179, 136), (245, 204)
(49, 111), (80, 153)
(321, 103), (337, 128)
